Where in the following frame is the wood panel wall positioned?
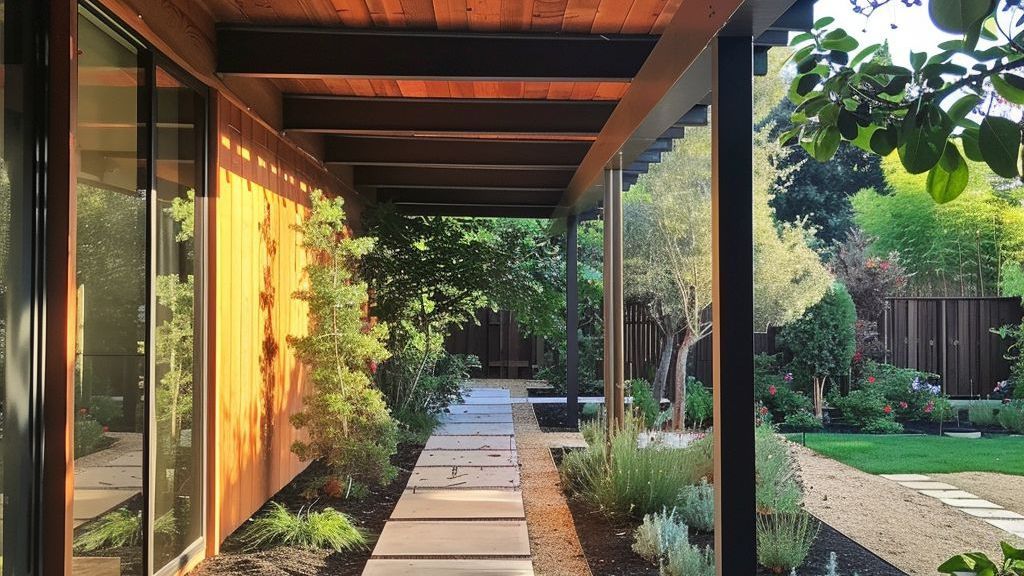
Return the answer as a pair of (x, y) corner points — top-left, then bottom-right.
(209, 93), (360, 551)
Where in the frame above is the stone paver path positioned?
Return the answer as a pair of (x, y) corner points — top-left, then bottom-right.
(881, 473), (1024, 539)
(363, 386), (534, 576)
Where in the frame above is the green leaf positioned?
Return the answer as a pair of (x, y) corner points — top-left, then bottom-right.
(812, 126), (841, 162)
(928, 0), (993, 34)
(979, 115), (1022, 178)
(898, 106), (953, 174)
(818, 103), (839, 126)
(926, 144), (968, 203)
(850, 43), (881, 68)
(851, 124), (879, 153)
(837, 109), (859, 140)
(869, 126), (898, 156)
(1002, 541), (1024, 561)
(947, 94), (981, 125)
(910, 51), (926, 71)
(938, 552), (998, 575)
(813, 16), (834, 29)
(789, 73), (821, 103)
(961, 126), (984, 161)
(790, 31), (814, 46)
(993, 74), (1024, 105)
(821, 30), (858, 52)
(796, 55), (818, 74)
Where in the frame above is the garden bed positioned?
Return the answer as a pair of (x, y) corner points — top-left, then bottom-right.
(192, 442), (423, 576)
(532, 402), (596, 432)
(553, 448), (906, 576)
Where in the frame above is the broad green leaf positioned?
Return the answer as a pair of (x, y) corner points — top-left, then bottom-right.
(837, 109), (859, 140)
(961, 126), (984, 161)
(790, 31), (814, 46)
(796, 55), (818, 74)
(813, 16), (834, 29)
(928, 0), (993, 34)
(1002, 541), (1024, 561)
(851, 124), (879, 153)
(821, 29), (858, 52)
(789, 73), (821, 103)
(812, 126), (841, 162)
(946, 93), (981, 125)
(870, 126), (898, 156)
(938, 552), (998, 575)
(818, 103), (839, 126)
(910, 51), (926, 71)
(992, 74), (1024, 105)
(926, 144), (968, 203)
(850, 43), (881, 67)
(898, 107), (953, 174)
(979, 115), (1022, 178)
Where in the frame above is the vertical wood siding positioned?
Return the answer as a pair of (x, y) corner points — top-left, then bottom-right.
(210, 94), (354, 548)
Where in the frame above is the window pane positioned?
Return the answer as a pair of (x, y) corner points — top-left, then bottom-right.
(73, 10), (146, 575)
(153, 67), (203, 569)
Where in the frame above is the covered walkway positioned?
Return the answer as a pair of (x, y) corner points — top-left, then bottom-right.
(363, 386), (533, 575)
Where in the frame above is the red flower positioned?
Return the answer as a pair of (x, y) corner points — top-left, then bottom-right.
(369, 360), (378, 375)
(883, 405), (892, 414)
(759, 406), (769, 415)
(102, 426), (110, 433)
(880, 261), (891, 271)
(924, 401), (935, 414)
(868, 376), (876, 384)
(768, 385), (777, 397)
(899, 401), (908, 409)
(853, 351), (863, 362)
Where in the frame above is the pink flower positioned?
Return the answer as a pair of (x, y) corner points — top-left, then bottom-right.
(783, 373), (793, 383)
(880, 261), (891, 271)
(102, 426), (110, 433)
(759, 406), (769, 415)
(883, 405), (892, 415)
(853, 351), (863, 362)
(899, 401), (908, 409)
(768, 385), (777, 397)
(924, 401), (935, 414)
(868, 376), (876, 384)
(1004, 398), (1013, 405)
(369, 360), (378, 375)
(78, 408), (88, 416)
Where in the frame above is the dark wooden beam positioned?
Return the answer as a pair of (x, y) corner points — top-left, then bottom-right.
(356, 166), (571, 190)
(394, 204), (557, 218)
(284, 96), (615, 134)
(218, 27), (657, 81)
(712, 35), (756, 576)
(378, 187), (563, 206)
(566, 213), (580, 428)
(325, 136), (591, 169)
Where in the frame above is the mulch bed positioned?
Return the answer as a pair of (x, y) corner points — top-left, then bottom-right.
(553, 449), (907, 576)
(533, 402), (592, 432)
(191, 442), (423, 576)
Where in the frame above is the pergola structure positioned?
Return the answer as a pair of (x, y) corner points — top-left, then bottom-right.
(209, 1), (812, 572)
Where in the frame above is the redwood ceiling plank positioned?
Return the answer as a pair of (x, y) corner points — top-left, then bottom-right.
(590, 0), (635, 33)
(433, 0), (470, 28)
(523, 82), (552, 99)
(532, 0), (570, 30)
(620, 0), (667, 33)
(594, 81), (629, 100)
(501, 0), (534, 31)
(569, 82), (599, 100)
(561, 0), (601, 32)
(370, 79), (405, 96)
(400, 0), (439, 27)
(467, 0), (503, 31)
(650, 0), (681, 32)
(450, 81), (478, 98)
(346, 78), (378, 96)
(331, 0), (375, 26)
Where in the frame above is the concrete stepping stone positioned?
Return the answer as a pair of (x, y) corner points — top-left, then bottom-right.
(961, 508), (1024, 519)
(880, 474), (931, 482)
(391, 489), (525, 519)
(446, 404), (513, 415)
(984, 518), (1024, 536)
(897, 481), (958, 491)
(436, 422), (515, 436)
(458, 396), (514, 405)
(440, 413), (514, 424)
(373, 520), (530, 557)
(940, 498), (1002, 509)
(417, 449), (517, 467)
(425, 435), (516, 451)
(363, 559), (534, 575)
(410, 465), (520, 489)
(71, 557), (120, 576)
(74, 467), (143, 490)
(463, 389), (512, 397)
(919, 490), (978, 499)
(74, 489), (136, 521)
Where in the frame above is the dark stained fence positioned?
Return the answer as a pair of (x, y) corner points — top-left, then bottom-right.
(885, 297), (1022, 398)
(444, 309), (541, 379)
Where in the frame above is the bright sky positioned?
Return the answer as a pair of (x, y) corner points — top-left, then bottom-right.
(812, 0), (957, 66)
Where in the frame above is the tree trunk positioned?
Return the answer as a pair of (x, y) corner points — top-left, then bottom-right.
(812, 375), (827, 419)
(652, 331), (674, 409)
(671, 336), (693, 431)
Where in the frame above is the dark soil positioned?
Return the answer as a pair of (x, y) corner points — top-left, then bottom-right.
(190, 442), (423, 576)
(533, 402), (595, 432)
(554, 449), (907, 576)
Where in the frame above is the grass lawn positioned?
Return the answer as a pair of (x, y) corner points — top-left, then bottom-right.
(789, 433), (1024, 476)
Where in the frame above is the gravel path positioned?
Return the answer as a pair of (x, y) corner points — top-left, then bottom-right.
(932, 472), (1024, 516)
(793, 443), (1012, 574)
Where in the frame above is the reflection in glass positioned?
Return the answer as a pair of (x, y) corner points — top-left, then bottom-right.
(153, 68), (203, 569)
(73, 9), (146, 575)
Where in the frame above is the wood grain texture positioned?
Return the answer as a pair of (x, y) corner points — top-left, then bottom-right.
(210, 95), (364, 545)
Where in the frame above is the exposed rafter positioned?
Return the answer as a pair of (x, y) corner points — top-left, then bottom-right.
(377, 188), (562, 206)
(323, 136), (591, 169)
(355, 166), (572, 190)
(217, 27), (657, 81)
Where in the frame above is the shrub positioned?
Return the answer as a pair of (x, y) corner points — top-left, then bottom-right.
(662, 542), (715, 576)
(781, 410), (823, 432)
(677, 479), (714, 532)
(632, 508), (688, 564)
(829, 388), (887, 428)
(560, 417), (713, 518)
(968, 402), (1001, 427)
(756, 511), (820, 573)
(630, 378), (659, 428)
(241, 502), (365, 552)
(998, 401), (1024, 434)
(861, 417), (904, 434)
(288, 191), (397, 487)
(75, 417), (109, 459)
(685, 378), (713, 428)
(74, 508), (141, 552)
(87, 396), (122, 429)
(856, 360), (941, 420)
(755, 425), (802, 515)
(755, 355), (813, 421)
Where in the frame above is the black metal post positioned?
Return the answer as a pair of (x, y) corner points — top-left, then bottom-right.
(711, 35), (755, 574)
(566, 213), (579, 428)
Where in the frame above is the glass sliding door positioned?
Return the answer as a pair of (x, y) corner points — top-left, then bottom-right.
(73, 5), (206, 574)
(74, 8), (147, 575)
(152, 65), (205, 571)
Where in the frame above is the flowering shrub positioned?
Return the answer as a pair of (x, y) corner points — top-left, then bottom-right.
(856, 360), (943, 421)
(754, 354), (813, 422)
(781, 410), (824, 432)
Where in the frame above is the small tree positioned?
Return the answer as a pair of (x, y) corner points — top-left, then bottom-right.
(832, 229), (908, 325)
(289, 191), (396, 486)
(778, 283), (857, 418)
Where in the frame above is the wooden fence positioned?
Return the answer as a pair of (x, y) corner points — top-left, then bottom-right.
(885, 297), (1022, 397)
(444, 309), (541, 379)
